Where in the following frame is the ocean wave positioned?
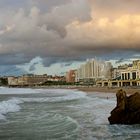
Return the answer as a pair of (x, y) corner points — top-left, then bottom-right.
(36, 113), (79, 139)
(0, 86), (6, 89)
(85, 97), (116, 125)
(0, 89), (87, 120)
(0, 98), (23, 120)
(0, 87), (38, 94)
(20, 90), (86, 103)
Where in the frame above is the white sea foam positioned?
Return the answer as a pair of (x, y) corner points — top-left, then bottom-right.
(84, 95), (116, 125)
(0, 88), (115, 124)
(0, 88), (86, 120)
(0, 87), (38, 94)
(18, 89), (86, 103)
(0, 98), (23, 120)
(0, 86), (5, 89)
(92, 97), (116, 124)
(68, 93), (116, 125)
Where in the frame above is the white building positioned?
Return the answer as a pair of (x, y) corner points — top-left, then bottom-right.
(76, 59), (112, 83)
(8, 74), (48, 86)
(119, 60), (140, 81)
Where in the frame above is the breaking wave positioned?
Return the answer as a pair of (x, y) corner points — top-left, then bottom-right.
(0, 98), (23, 120)
(0, 88), (86, 120)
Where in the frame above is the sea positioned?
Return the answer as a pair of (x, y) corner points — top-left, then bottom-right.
(0, 87), (140, 140)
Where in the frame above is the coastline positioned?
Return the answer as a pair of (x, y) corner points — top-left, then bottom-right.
(32, 85), (140, 95)
(75, 87), (140, 95)
(5, 85), (140, 95)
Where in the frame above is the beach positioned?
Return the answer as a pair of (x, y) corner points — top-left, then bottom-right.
(72, 86), (140, 95)
(0, 87), (140, 139)
(34, 85), (140, 95)
(41, 86), (140, 95)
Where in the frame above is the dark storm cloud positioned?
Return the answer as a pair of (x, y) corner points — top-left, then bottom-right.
(0, 0), (140, 75)
(0, 65), (27, 76)
(42, 57), (86, 67)
(0, 0), (92, 66)
(0, 54), (30, 65)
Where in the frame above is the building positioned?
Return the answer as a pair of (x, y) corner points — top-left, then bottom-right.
(97, 60), (140, 87)
(103, 61), (112, 80)
(8, 74), (48, 86)
(76, 59), (112, 84)
(8, 76), (18, 86)
(118, 64), (129, 69)
(66, 70), (76, 83)
(133, 60), (140, 70)
(120, 67), (140, 81)
(47, 75), (66, 82)
(120, 60), (140, 81)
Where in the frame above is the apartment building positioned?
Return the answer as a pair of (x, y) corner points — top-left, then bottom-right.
(66, 70), (76, 83)
(76, 59), (112, 84)
(8, 74), (48, 86)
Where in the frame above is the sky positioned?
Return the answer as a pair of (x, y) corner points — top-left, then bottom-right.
(0, 0), (140, 76)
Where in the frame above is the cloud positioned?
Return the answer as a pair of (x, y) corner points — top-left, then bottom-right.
(115, 58), (125, 64)
(0, 53), (29, 65)
(66, 14), (140, 53)
(89, 0), (140, 17)
(45, 0), (91, 37)
(29, 62), (39, 71)
(0, 0), (140, 75)
(0, 65), (27, 76)
(0, 0), (28, 9)
(0, 0), (91, 64)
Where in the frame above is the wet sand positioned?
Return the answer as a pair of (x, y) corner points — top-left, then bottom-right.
(33, 85), (140, 95)
(75, 87), (140, 95)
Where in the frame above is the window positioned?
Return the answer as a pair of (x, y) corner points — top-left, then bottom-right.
(132, 72), (136, 80)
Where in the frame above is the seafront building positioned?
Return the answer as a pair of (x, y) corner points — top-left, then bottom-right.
(6, 59), (140, 87)
(66, 70), (76, 83)
(8, 74), (48, 86)
(97, 60), (140, 87)
(8, 74), (66, 86)
(66, 59), (140, 87)
(111, 63), (134, 80)
(75, 59), (112, 84)
(47, 75), (66, 82)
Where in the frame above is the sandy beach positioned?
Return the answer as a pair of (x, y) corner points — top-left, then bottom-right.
(74, 86), (140, 95)
(38, 85), (140, 95)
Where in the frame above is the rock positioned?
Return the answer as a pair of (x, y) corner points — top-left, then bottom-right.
(108, 89), (140, 124)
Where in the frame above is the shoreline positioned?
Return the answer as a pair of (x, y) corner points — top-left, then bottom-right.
(32, 86), (140, 95)
(4, 85), (140, 95)
(72, 87), (140, 95)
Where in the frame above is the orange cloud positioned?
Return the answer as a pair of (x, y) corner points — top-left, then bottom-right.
(66, 14), (140, 49)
